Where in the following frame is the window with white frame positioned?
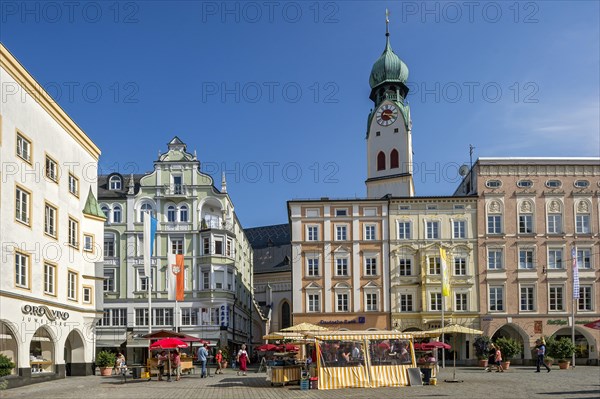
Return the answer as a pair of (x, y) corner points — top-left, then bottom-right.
(578, 286), (592, 311)
(487, 248), (503, 270)
(180, 205), (189, 222)
(67, 271), (78, 301)
(113, 205), (122, 223)
(226, 238), (233, 257)
(489, 286), (504, 311)
(549, 285), (564, 311)
(397, 221), (411, 239)
(365, 257), (377, 276)
(135, 309), (149, 326)
(455, 292), (467, 311)
(214, 237), (223, 255)
(400, 294), (413, 312)
(68, 173), (79, 196)
(398, 258), (412, 276)
(172, 175), (183, 194)
(15, 252), (29, 288)
(181, 308), (198, 326)
(487, 215), (502, 234)
(547, 214), (562, 234)
(139, 203), (153, 222)
(15, 186), (30, 225)
(171, 238), (184, 254)
(307, 292), (321, 312)
(202, 237), (210, 254)
(426, 221), (439, 239)
(519, 249), (534, 269)
(98, 308), (127, 326)
(519, 214), (534, 234)
(520, 285), (535, 311)
(307, 225), (319, 241)
(548, 248), (563, 269)
(101, 205), (110, 220)
(154, 308), (173, 326)
(83, 287), (92, 303)
(576, 213), (590, 234)
(68, 217), (79, 248)
(202, 271), (209, 290)
(577, 248), (591, 269)
(104, 269), (115, 292)
(45, 156), (58, 182)
(335, 257), (348, 276)
(109, 175), (122, 190)
(336, 293), (349, 312)
(307, 256), (319, 276)
(428, 257), (441, 275)
(44, 263), (56, 295)
(335, 225), (348, 241)
(454, 256), (467, 275)
(430, 292), (442, 311)
(214, 270), (224, 289)
(44, 203), (57, 237)
(453, 220), (466, 239)
(167, 205), (176, 222)
(138, 268), (155, 291)
(16, 133), (31, 162)
(364, 224), (376, 240)
(366, 292), (378, 311)
(335, 208), (348, 216)
(83, 234), (94, 252)
(104, 234), (115, 257)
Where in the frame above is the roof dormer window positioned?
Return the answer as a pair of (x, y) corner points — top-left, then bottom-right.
(109, 175), (122, 190)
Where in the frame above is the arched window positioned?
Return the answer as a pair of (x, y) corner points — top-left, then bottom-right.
(377, 151), (386, 171)
(113, 205), (122, 223)
(101, 205), (110, 220)
(109, 175), (122, 190)
(281, 302), (291, 330)
(140, 203), (153, 222)
(390, 149), (399, 169)
(167, 205), (176, 222)
(180, 205), (189, 222)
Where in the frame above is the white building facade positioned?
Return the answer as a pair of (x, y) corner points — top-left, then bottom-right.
(0, 44), (105, 387)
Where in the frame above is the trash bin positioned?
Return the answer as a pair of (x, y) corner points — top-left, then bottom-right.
(131, 367), (140, 379)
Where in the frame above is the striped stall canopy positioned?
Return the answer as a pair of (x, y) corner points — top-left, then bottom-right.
(369, 365), (410, 387)
(310, 331), (414, 341)
(318, 365), (370, 390)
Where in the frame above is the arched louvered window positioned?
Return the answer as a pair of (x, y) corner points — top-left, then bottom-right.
(377, 151), (386, 171)
(390, 149), (399, 169)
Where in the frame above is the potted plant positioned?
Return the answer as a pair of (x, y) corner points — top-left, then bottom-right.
(494, 337), (522, 370)
(551, 338), (575, 369)
(0, 354), (15, 377)
(220, 347), (229, 369)
(473, 336), (492, 367)
(96, 351), (116, 376)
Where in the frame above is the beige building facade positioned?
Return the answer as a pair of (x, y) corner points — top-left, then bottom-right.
(288, 200), (390, 331)
(390, 196), (479, 361)
(455, 158), (600, 364)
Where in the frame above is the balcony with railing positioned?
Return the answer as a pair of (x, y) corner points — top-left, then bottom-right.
(161, 184), (189, 197)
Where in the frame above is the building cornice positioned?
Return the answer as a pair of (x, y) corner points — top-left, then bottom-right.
(0, 43), (101, 160)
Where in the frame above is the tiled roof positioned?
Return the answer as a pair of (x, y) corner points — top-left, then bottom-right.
(245, 224), (290, 249)
(98, 173), (145, 199)
(245, 224), (291, 274)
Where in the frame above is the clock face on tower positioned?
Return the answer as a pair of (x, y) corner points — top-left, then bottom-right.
(375, 104), (399, 126)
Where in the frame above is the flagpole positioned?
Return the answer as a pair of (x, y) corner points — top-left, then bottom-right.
(441, 295), (445, 368)
(571, 245), (577, 369)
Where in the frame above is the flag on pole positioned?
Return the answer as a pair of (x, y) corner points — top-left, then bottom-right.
(168, 252), (184, 301)
(572, 246), (579, 299)
(142, 212), (157, 278)
(440, 247), (450, 297)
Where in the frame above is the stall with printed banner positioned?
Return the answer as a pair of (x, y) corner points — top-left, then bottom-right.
(309, 331), (416, 390)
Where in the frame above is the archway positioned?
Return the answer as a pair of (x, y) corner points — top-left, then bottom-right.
(30, 327), (55, 374)
(0, 321), (19, 376)
(64, 330), (86, 376)
(491, 323), (529, 360)
(552, 327), (591, 361)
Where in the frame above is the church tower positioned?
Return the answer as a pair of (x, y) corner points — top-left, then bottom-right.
(365, 12), (414, 198)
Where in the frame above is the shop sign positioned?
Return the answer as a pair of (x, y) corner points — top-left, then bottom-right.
(547, 319), (567, 325)
(21, 304), (69, 321)
(319, 317), (365, 325)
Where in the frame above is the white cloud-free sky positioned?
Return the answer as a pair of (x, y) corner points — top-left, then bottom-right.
(2, 1), (598, 226)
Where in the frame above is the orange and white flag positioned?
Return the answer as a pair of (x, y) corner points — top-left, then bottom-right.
(168, 252), (184, 301)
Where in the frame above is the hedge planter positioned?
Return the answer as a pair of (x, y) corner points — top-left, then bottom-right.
(100, 367), (113, 376)
(478, 359), (488, 368)
(501, 361), (510, 370)
(558, 361), (570, 370)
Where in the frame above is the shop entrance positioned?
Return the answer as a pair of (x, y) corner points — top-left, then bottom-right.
(0, 321), (18, 376)
(30, 327), (55, 374)
(64, 330), (86, 376)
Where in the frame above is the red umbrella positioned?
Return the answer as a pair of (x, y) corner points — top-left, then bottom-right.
(377, 341), (390, 349)
(583, 319), (600, 330)
(421, 341), (451, 350)
(257, 344), (278, 352)
(276, 344), (299, 352)
(149, 338), (188, 350)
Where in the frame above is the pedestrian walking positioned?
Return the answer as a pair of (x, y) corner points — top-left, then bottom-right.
(215, 350), (223, 374)
(535, 339), (551, 373)
(494, 345), (504, 372)
(157, 351), (168, 381)
(197, 343), (209, 378)
(236, 344), (249, 376)
(485, 344), (496, 372)
(171, 350), (181, 381)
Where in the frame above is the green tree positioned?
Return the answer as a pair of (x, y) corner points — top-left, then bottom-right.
(96, 351), (116, 368)
(473, 336), (492, 360)
(494, 337), (522, 360)
(0, 354), (15, 377)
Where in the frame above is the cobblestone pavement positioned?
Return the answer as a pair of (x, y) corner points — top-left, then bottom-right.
(2, 366), (599, 399)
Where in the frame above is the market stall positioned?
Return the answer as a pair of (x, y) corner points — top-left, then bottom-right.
(309, 331), (416, 390)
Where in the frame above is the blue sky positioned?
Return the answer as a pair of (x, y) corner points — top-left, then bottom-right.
(2, 1), (599, 227)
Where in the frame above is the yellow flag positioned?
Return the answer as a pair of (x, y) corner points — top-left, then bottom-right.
(440, 247), (450, 297)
